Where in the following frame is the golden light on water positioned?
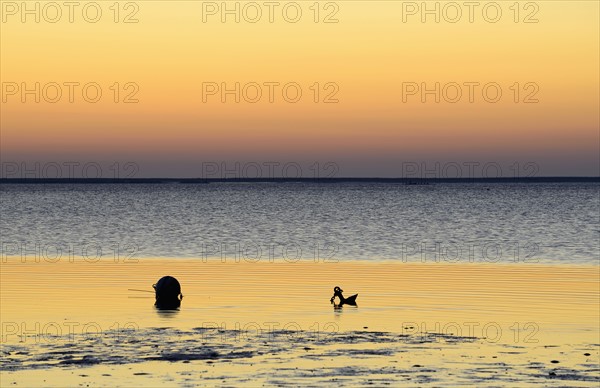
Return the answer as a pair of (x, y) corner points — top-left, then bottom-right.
(2, 259), (598, 343)
(2, 258), (599, 385)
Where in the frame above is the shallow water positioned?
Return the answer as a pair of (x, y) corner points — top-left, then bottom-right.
(3, 326), (598, 387)
(1, 183), (599, 386)
(1, 183), (599, 264)
(1, 260), (598, 386)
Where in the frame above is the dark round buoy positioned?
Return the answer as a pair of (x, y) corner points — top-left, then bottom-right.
(153, 276), (183, 310)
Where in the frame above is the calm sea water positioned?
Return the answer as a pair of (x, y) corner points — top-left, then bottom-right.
(1, 183), (598, 264)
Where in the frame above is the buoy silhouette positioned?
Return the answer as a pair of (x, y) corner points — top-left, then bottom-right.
(153, 276), (183, 310)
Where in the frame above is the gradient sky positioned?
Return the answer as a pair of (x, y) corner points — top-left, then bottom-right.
(1, 1), (598, 177)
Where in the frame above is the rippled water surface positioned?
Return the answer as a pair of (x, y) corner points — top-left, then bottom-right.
(1, 183), (598, 264)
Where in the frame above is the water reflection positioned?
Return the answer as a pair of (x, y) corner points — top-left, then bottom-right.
(154, 304), (180, 317)
(3, 183), (598, 264)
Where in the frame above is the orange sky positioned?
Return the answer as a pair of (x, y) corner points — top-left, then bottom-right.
(1, 1), (598, 177)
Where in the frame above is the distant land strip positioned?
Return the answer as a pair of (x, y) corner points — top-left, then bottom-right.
(0, 177), (599, 184)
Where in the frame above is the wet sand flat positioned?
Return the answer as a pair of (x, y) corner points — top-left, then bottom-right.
(1, 258), (599, 386)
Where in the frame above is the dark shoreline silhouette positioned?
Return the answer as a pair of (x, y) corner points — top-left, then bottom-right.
(0, 177), (598, 184)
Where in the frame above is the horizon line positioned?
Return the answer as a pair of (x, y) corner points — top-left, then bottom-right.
(1, 177), (599, 184)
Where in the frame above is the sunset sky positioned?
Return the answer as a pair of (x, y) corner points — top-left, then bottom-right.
(1, 1), (598, 177)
